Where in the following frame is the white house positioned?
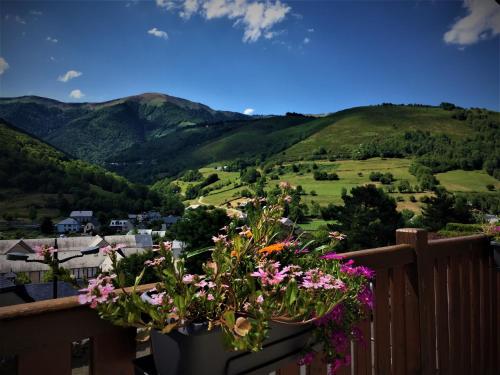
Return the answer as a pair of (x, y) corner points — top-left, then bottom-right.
(55, 218), (80, 234)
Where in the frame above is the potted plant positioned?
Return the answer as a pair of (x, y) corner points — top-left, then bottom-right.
(79, 184), (374, 374)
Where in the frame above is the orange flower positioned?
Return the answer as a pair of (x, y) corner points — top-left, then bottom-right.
(258, 243), (285, 254)
(231, 250), (238, 257)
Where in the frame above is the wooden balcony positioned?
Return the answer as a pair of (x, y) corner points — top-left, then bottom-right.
(0, 229), (498, 375)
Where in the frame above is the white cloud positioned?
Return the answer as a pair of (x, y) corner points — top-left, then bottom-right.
(148, 27), (169, 40)
(69, 89), (85, 99)
(243, 108), (255, 115)
(46, 36), (58, 43)
(444, 0), (500, 46)
(58, 70), (82, 82)
(30, 10), (43, 16)
(157, 0), (291, 43)
(307, 28), (314, 33)
(303, 37), (310, 44)
(0, 57), (9, 75)
(15, 15), (26, 24)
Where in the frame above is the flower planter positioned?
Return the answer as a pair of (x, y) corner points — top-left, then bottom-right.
(150, 322), (313, 375)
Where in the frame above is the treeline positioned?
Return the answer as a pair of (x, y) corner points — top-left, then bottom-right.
(0, 122), (184, 218)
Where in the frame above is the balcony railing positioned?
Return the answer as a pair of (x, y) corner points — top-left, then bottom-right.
(0, 229), (498, 375)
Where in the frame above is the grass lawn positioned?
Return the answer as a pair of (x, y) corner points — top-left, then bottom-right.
(0, 189), (63, 220)
(436, 170), (500, 192)
(299, 219), (334, 231)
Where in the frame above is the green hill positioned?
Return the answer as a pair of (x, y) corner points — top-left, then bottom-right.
(0, 93), (248, 164)
(280, 105), (475, 160)
(1, 94), (498, 185)
(0, 119), (171, 223)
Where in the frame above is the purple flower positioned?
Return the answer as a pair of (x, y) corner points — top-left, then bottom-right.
(251, 261), (290, 286)
(315, 303), (344, 326)
(331, 331), (349, 353)
(320, 252), (343, 260)
(297, 352), (315, 366)
(357, 285), (374, 310)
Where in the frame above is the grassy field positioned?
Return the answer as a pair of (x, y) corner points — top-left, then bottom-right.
(179, 158), (427, 211)
(178, 158), (498, 215)
(0, 189), (63, 221)
(436, 170), (500, 192)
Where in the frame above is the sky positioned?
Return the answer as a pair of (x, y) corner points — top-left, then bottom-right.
(0, 0), (499, 115)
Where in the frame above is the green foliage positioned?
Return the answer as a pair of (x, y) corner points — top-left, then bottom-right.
(182, 169), (203, 182)
(15, 272), (31, 285)
(313, 171), (339, 181)
(169, 206), (231, 251)
(81, 193), (372, 366)
(240, 168), (261, 184)
(116, 250), (159, 286)
(327, 185), (404, 250)
(43, 267), (74, 283)
(422, 188), (473, 231)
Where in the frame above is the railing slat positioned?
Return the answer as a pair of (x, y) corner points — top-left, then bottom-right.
(403, 262), (421, 375)
(469, 251), (480, 373)
(391, 266), (406, 375)
(479, 247), (492, 374)
(460, 254), (472, 374)
(448, 255), (462, 374)
(276, 361), (301, 375)
(92, 327), (136, 375)
(374, 269), (391, 375)
(18, 342), (71, 375)
(435, 257), (450, 375)
(491, 252), (499, 375)
(353, 318), (371, 375)
(307, 352), (327, 375)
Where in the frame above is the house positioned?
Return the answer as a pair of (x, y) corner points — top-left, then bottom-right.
(109, 220), (134, 233)
(128, 214), (138, 224)
(485, 214), (499, 224)
(55, 218), (80, 234)
(0, 235), (153, 283)
(162, 215), (180, 228)
(70, 211), (94, 224)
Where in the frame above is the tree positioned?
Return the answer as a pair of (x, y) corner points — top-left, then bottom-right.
(40, 217), (54, 234)
(330, 185), (404, 250)
(422, 188), (472, 231)
(240, 168), (261, 184)
(116, 250), (159, 286)
(169, 207), (231, 250)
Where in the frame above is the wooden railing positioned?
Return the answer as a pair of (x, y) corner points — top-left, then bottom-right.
(0, 229), (498, 375)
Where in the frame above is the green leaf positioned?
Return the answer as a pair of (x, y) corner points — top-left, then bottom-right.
(223, 310), (235, 329)
(134, 268), (146, 288)
(184, 246), (213, 259)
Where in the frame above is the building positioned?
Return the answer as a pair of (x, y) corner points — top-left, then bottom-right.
(0, 235), (153, 283)
(162, 215), (180, 228)
(109, 220), (134, 233)
(55, 218), (80, 234)
(70, 211), (94, 224)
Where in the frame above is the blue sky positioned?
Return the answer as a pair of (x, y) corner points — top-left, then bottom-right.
(0, 0), (499, 114)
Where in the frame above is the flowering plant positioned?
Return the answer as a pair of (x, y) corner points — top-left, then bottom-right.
(79, 185), (374, 370)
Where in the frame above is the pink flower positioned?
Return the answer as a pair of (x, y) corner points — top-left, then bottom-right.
(101, 243), (126, 255)
(34, 245), (57, 257)
(144, 257), (165, 267)
(256, 295), (264, 304)
(320, 252), (344, 260)
(279, 181), (291, 189)
(251, 261), (290, 286)
(284, 195), (292, 203)
(329, 231), (346, 241)
(149, 292), (166, 305)
(78, 274), (117, 309)
(315, 304), (344, 326)
(162, 242), (172, 251)
(182, 274), (195, 284)
(207, 294), (215, 301)
(357, 285), (374, 310)
(298, 352), (315, 366)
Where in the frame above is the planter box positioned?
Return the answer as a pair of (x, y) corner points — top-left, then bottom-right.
(150, 322), (313, 375)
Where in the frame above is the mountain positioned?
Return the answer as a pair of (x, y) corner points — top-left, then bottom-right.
(0, 119), (176, 223)
(1, 93), (497, 184)
(0, 93), (248, 164)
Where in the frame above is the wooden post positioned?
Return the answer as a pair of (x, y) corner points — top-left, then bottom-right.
(396, 228), (435, 375)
